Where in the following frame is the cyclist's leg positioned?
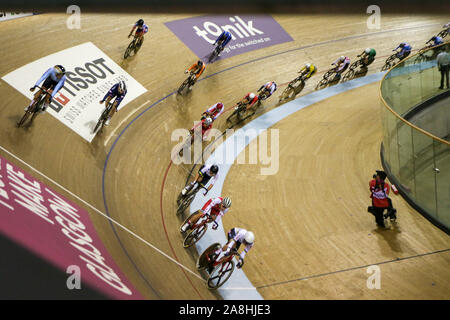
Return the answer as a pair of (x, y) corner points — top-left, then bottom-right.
(181, 211), (204, 232)
(105, 100), (118, 125)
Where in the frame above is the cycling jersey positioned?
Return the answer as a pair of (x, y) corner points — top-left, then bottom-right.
(366, 48), (376, 58)
(134, 23), (149, 35)
(204, 103), (224, 120)
(299, 65), (317, 78)
(202, 197), (228, 224)
(243, 93), (259, 106)
(198, 164), (219, 186)
(432, 36), (443, 46)
(101, 83), (127, 109)
(333, 57), (350, 71)
(227, 227), (253, 260)
(214, 31), (232, 48)
(188, 62), (206, 79)
(259, 81), (277, 95)
(34, 68), (66, 98)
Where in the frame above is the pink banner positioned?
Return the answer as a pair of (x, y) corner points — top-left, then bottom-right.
(0, 156), (143, 299)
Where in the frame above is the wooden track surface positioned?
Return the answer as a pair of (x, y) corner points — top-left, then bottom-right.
(0, 13), (449, 299)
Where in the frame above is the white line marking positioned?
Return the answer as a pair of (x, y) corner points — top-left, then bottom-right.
(104, 100), (151, 147)
(0, 145), (205, 282)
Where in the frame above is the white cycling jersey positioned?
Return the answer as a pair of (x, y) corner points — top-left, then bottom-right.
(200, 164), (219, 186)
(229, 227), (254, 260)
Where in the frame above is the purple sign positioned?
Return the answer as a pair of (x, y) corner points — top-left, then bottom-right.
(0, 156), (144, 299)
(165, 15), (293, 61)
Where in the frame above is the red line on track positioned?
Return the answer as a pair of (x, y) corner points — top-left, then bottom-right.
(160, 160), (204, 300)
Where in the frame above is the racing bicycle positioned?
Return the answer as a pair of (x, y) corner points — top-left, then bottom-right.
(177, 184), (209, 216)
(197, 243), (240, 289)
(18, 86), (50, 128)
(180, 212), (218, 248)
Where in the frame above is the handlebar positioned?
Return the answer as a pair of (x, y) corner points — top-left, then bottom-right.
(205, 214), (219, 229)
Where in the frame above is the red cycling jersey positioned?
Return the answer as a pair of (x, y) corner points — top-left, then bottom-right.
(244, 93), (259, 106)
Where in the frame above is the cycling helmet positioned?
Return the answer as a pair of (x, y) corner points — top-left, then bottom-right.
(365, 48), (371, 54)
(248, 93), (256, 100)
(431, 36), (437, 41)
(244, 231), (255, 244)
(54, 65), (66, 75)
(305, 63), (311, 69)
(339, 56), (345, 62)
(118, 81), (127, 93)
(217, 102), (224, 109)
(137, 19), (144, 26)
(222, 197), (232, 208)
(399, 43), (405, 48)
(210, 164), (219, 174)
(265, 82), (273, 90)
(203, 117), (212, 126)
(197, 60), (204, 68)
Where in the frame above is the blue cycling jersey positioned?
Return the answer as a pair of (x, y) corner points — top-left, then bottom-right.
(395, 43), (412, 52)
(34, 68), (66, 98)
(214, 31), (232, 47)
(433, 36), (443, 45)
(134, 23), (149, 34)
(101, 83), (127, 107)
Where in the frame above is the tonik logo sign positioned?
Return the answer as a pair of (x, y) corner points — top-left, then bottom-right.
(193, 16), (264, 43)
(165, 15), (293, 60)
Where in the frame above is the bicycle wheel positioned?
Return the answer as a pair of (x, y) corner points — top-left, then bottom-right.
(17, 109), (32, 127)
(183, 224), (208, 248)
(177, 78), (190, 94)
(437, 30), (448, 38)
(279, 85), (293, 102)
(342, 69), (355, 82)
(177, 189), (196, 215)
(207, 259), (235, 289)
(197, 243), (221, 271)
(93, 105), (110, 133)
(124, 41), (135, 59)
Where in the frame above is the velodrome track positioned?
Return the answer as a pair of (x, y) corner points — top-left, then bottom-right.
(0, 13), (449, 299)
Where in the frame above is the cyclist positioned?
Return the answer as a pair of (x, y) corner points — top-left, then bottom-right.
(393, 42), (412, 60)
(180, 196), (232, 233)
(297, 63), (317, 80)
(179, 116), (214, 156)
(238, 92), (259, 111)
(211, 228), (255, 269)
(443, 22), (450, 34)
(99, 81), (127, 126)
(331, 56), (350, 80)
(181, 163), (219, 196)
(358, 48), (376, 67)
(202, 102), (224, 121)
(427, 36), (444, 47)
(128, 19), (149, 49)
(213, 31), (232, 56)
(27, 65), (66, 113)
(257, 81), (277, 100)
(185, 60), (206, 90)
